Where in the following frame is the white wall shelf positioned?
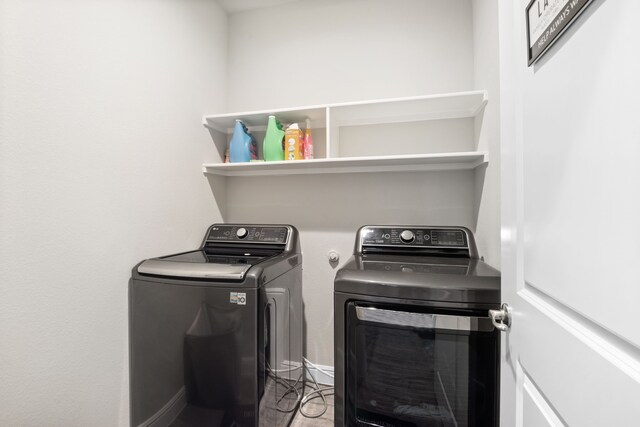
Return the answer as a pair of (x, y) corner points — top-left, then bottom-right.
(202, 90), (488, 176)
(203, 90), (486, 132)
(203, 105), (327, 133)
(203, 152), (488, 177)
(327, 90), (487, 127)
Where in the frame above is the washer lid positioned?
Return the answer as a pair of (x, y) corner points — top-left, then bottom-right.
(136, 224), (298, 281)
(136, 248), (277, 280)
(137, 258), (253, 280)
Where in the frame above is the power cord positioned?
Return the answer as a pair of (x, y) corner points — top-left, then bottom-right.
(266, 362), (304, 413)
(298, 358), (335, 419)
(266, 358), (335, 418)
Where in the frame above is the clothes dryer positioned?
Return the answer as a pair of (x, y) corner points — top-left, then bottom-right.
(334, 225), (501, 427)
(130, 224), (303, 427)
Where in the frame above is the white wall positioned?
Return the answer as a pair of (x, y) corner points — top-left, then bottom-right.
(224, 0), (477, 366)
(472, 0), (501, 268)
(226, 0), (474, 111)
(0, 1), (227, 426)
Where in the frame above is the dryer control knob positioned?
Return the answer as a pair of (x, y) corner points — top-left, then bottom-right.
(236, 227), (248, 239)
(400, 230), (415, 243)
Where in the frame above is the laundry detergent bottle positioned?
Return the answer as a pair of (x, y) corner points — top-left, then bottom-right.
(263, 115), (285, 161)
(229, 120), (256, 163)
(303, 118), (314, 160)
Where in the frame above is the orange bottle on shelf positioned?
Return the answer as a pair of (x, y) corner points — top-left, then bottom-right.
(303, 118), (314, 160)
(284, 123), (304, 161)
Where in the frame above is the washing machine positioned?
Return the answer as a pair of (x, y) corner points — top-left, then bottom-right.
(334, 225), (501, 427)
(129, 224), (303, 427)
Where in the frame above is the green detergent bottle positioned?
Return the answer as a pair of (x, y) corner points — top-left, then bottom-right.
(263, 115), (285, 161)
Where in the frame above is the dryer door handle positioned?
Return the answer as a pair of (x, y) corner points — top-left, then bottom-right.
(488, 303), (512, 332)
(355, 306), (495, 332)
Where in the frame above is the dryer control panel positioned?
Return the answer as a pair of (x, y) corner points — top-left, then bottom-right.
(361, 227), (467, 248)
(357, 226), (477, 258)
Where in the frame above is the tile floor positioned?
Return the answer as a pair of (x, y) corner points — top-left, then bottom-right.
(290, 386), (334, 426)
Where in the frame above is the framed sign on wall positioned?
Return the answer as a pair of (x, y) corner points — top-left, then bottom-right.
(526, 0), (594, 66)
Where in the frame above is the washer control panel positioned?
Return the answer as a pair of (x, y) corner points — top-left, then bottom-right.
(360, 227), (468, 248)
(207, 225), (288, 244)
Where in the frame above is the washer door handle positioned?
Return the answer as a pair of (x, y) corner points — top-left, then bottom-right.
(488, 303), (512, 332)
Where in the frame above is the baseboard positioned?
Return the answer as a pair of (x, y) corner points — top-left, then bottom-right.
(305, 363), (334, 386)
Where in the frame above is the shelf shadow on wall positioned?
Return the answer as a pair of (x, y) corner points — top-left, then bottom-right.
(205, 174), (228, 222)
(220, 170), (479, 233)
(206, 127), (228, 163)
(472, 163), (488, 235)
(474, 107), (485, 151)
(205, 126), (230, 222)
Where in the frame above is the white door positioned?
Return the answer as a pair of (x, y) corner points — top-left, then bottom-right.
(498, 0), (640, 426)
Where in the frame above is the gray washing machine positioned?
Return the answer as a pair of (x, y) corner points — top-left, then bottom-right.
(129, 224), (303, 427)
(334, 225), (501, 427)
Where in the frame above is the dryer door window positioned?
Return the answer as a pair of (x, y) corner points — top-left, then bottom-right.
(345, 302), (499, 427)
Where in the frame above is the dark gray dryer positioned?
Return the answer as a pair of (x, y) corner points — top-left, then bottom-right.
(334, 225), (501, 427)
(129, 224), (303, 427)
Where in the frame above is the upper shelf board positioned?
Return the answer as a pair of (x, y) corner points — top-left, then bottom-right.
(202, 90), (488, 133)
(203, 106), (327, 133)
(328, 90), (487, 127)
(202, 152), (488, 177)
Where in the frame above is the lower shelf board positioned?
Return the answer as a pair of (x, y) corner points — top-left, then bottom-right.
(202, 152), (488, 177)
